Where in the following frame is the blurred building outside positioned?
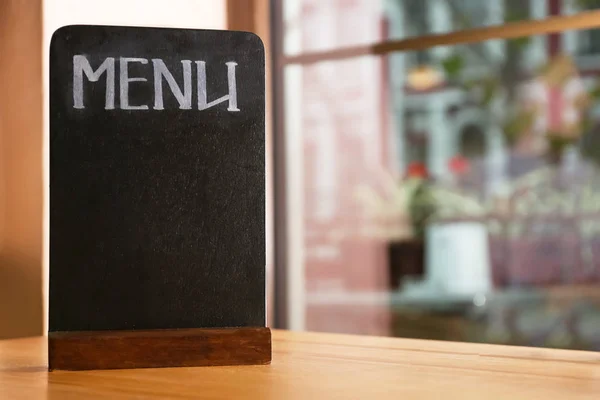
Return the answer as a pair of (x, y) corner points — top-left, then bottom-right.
(281, 0), (600, 348)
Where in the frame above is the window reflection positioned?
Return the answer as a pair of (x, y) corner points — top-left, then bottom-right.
(283, 0), (600, 350)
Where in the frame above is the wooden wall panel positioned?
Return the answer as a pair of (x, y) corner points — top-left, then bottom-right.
(0, 0), (44, 339)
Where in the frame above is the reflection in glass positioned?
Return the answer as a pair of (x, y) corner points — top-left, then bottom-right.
(283, 1), (600, 350)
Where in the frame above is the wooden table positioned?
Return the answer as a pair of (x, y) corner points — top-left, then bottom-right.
(1, 330), (600, 399)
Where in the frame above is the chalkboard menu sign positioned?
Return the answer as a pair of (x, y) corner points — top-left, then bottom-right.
(48, 25), (269, 371)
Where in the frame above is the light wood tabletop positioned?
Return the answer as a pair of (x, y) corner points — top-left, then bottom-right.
(1, 330), (600, 399)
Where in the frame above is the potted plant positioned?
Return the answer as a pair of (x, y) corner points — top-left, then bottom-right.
(353, 166), (431, 290)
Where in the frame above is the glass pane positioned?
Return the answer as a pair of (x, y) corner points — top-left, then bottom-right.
(283, 0), (600, 56)
(283, 25), (600, 350)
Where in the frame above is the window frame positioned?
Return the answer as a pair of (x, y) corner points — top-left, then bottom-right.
(270, 0), (600, 330)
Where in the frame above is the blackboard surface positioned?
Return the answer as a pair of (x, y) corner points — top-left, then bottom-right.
(50, 25), (265, 333)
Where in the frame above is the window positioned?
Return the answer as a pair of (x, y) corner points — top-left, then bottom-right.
(273, 0), (600, 350)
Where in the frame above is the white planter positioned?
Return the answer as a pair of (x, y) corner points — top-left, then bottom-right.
(425, 222), (492, 296)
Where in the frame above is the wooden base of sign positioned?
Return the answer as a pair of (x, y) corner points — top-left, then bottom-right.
(48, 327), (271, 371)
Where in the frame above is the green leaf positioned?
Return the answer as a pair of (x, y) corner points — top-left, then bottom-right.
(463, 79), (479, 90)
(576, 0), (600, 9)
(440, 54), (464, 81)
(510, 36), (531, 50)
(589, 80), (600, 99)
(505, 9), (528, 23)
(503, 110), (535, 146)
(481, 78), (499, 106)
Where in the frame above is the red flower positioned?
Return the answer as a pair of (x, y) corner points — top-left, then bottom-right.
(406, 162), (428, 179)
(449, 156), (470, 175)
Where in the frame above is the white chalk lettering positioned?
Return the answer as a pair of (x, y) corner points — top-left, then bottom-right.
(72, 55), (240, 111)
(73, 55), (115, 109)
(120, 57), (149, 110)
(153, 59), (192, 110)
(196, 61), (239, 112)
